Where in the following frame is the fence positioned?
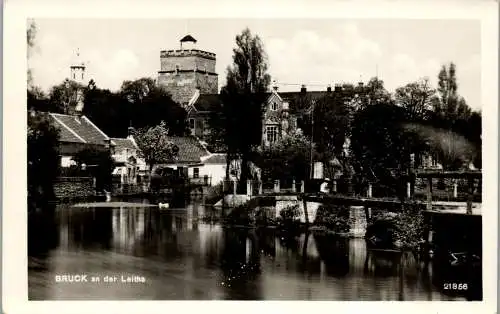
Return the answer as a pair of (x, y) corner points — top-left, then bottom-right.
(221, 175), (482, 204)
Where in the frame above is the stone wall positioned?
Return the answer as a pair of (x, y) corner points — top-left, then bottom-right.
(348, 206), (367, 238)
(158, 71), (218, 105)
(54, 177), (95, 200)
(275, 198), (321, 223)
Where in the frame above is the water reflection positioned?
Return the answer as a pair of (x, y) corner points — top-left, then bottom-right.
(28, 201), (478, 300)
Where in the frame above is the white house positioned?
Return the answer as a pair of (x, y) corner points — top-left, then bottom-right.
(111, 129), (147, 184)
(199, 153), (227, 186)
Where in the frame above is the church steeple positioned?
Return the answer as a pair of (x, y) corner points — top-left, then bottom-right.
(70, 48), (86, 84)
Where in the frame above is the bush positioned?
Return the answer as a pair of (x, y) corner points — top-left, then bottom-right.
(255, 206), (277, 226)
(277, 205), (301, 230)
(225, 205), (253, 226)
(392, 205), (425, 251)
(314, 204), (350, 233)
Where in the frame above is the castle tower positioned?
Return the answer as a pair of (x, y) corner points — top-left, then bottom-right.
(157, 35), (218, 106)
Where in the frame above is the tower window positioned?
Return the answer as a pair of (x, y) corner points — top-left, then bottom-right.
(73, 73), (76, 80)
(270, 102), (278, 111)
(81, 72), (84, 80)
(175, 65), (180, 75)
(189, 118), (195, 129)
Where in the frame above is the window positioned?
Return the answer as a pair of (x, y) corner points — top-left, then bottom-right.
(270, 102), (278, 111)
(266, 125), (278, 144)
(189, 118), (195, 129)
(81, 72), (84, 80)
(73, 73), (76, 80)
(193, 168), (200, 178)
(175, 65), (180, 75)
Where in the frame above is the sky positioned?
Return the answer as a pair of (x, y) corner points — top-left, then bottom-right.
(28, 18), (481, 110)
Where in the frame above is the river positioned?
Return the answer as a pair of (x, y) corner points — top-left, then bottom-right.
(28, 198), (480, 300)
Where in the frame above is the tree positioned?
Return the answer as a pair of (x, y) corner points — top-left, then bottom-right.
(120, 77), (157, 105)
(83, 78), (189, 138)
(48, 79), (86, 114)
(27, 19), (37, 89)
(395, 78), (435, 121)
(255, 131), (317, 182)
(83, 82), (129, 137)
(358, 77), (392, 109)
(73, 148), (115, 191)
(133, 121), (179, 182)
(350, 103), (409, 196)
(216, 28), (271, 186)
(405, 124), (476, 170)
(120, 78), (188, 136)
(309, 92), (352, 160)
(431, 63), (472, 127)
(28, 113), (60, 212)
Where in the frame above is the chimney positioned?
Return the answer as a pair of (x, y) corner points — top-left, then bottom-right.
(127, 126), (135, 139)
(300, 84), (307, 93)
(327, 85), (332, 93)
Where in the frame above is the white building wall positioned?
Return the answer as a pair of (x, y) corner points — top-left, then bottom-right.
(198, 164), (226, 186)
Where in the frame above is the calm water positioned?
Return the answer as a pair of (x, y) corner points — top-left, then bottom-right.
(28, 199), (480, 300)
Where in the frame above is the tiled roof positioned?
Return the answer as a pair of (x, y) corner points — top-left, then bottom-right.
(110, 137), (138, 151)
(192, 94), (222, 112)
(278, 91), (329, 113)
(202, 154), (226, 164)
(168, 136), (210, 164)
(192, 91), (331, 114)
(49, 113), (110, 146)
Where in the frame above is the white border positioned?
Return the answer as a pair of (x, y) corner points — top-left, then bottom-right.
(3, 1), (498, 313)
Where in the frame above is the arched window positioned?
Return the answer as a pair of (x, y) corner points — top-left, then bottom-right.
(270, 102), (278, 111)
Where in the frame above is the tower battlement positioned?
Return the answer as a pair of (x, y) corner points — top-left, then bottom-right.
(160, 49), (216, 60)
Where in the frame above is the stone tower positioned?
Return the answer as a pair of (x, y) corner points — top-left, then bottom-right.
(69, 49), (86, 114)
(157, 35), (218, 106)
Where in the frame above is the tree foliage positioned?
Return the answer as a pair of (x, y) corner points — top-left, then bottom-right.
(213, 28), (272, 183)
(133, 121), (178, 176)
(28, 113), (60, 211)
(395, 78), (435, 121)
(255, 131), (317, 181)
(73, 148), (115, 191)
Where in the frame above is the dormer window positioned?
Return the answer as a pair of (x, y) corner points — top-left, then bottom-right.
(270, 102), (278, 111)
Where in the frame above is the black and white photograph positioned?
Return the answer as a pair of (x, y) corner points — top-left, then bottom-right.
(3, 1), (498, 313)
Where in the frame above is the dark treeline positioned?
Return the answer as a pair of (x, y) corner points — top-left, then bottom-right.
(28, 77), (189, 138)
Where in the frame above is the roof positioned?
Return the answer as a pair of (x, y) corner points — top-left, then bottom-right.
(168, 136), (210, 164)
(192, 94), (222, 112)
(190, 90), (333, 114)
(180, 34), (197, 43)
(49, 113), (110, 146)
(278, 91), (328, 113)
(202, 154), (226, 164)
(110, 137), (138, 151)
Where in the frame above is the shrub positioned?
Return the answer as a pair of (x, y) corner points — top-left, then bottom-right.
(314, 204), (350, 233)
(392, 204), (425, 251)
(255, 206), (277, 226)
(225, 205), (253, 226)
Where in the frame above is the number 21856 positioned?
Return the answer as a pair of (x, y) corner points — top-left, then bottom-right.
(444, 283), (468, 290)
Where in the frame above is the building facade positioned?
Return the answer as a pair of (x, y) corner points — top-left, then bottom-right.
(157, 35), (218, 106)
